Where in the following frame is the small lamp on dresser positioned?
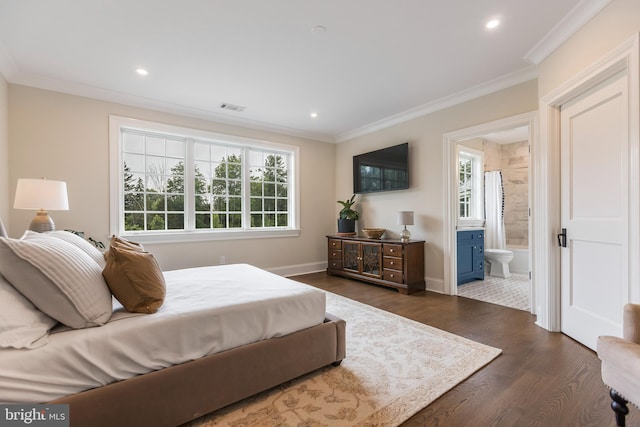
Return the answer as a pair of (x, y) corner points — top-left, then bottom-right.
(397, 211), (414, 243)
(14, 178), (69, 232)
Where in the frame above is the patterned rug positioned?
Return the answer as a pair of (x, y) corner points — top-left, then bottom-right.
(457, 273), (529, 311)
(187, 292), (502, 426)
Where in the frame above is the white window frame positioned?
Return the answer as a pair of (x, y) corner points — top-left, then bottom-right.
(109, 115), (300, 244)
(457, 147), (485, 228)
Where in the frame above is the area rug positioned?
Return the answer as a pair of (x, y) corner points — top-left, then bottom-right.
(187, 292), (502, 427)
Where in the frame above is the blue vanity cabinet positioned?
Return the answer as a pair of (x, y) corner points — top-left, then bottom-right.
(457, 230), (485, 285)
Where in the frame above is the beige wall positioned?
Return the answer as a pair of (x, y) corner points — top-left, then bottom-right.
(538, 0), (640, 97)
(336, 80), (538, 292)
(0, 73), (7, 228)
(8, 85), (336, 272)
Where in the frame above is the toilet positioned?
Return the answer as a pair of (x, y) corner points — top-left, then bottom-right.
(484, 249), (514, 278)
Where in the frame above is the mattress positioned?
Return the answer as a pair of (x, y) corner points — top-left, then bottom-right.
(0, 263), (326, 403)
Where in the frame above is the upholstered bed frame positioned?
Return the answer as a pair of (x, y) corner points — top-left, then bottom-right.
(0, 219), (345, 426)
(50, 313), (346, 427)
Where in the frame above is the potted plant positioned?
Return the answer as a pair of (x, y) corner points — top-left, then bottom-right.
(337, 194), (360, 234)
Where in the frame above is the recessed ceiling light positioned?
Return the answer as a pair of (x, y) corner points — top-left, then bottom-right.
(135, 68), (149, 76)
(310, 112), (318, 118)
(486, 19), (500, 29)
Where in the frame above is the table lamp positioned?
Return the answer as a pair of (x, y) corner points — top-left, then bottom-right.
(14, 178), (69, 232)
(397, 211), (414, 243)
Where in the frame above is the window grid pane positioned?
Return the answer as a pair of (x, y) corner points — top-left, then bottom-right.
(458, 156), (473, 219)
(123, 130), (186, 231)
(196, 142), (243, 230)
(249, 150), (289, 228)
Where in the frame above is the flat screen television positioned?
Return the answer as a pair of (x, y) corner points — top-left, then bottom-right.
(353, 142), (409, 194)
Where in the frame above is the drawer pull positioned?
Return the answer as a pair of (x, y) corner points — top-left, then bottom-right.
(390, 261), (394, 265)
(332, 252), (336, 256)
(390, 274), (395, 278)
(332, 242), (336, 246)
(390, 249), (394, 253)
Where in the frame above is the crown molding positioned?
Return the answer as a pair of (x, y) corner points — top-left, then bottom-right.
(524, 0), (613, 65)
(335, 66), (537, 143)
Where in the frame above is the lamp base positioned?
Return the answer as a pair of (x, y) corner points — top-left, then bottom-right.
(29, 210), (55, 233)
(400, 227), (411, 243)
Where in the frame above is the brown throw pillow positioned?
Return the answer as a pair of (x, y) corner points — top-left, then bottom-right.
(102, 245), (166, 314)
(104, 236), (144, 262)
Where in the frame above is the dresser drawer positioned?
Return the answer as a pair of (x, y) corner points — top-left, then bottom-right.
(383, 257), (403, 271)
(328, 239), (342, 250)
(383, 244), (403, 257)
(328, 259), (342, 270)
(383, 270), (403, 284)
(328, 249), (342, 259)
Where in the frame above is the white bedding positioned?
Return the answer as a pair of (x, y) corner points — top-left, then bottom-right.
(0, 264), (326, 403)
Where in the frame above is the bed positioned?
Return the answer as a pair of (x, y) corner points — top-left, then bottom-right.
(0, 226), (345, 427)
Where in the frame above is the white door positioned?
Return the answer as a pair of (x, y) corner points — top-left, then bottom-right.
(560, 71), (629, 350)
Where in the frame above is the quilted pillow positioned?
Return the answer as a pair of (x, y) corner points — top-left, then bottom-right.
(0, 235), (112, 328)
(102, 244), (166, 314)
(24, 230), (106, 269)
(0, 274), (58, 349)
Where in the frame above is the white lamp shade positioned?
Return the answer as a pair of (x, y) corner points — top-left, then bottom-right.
(14, 179), (69, 211)
(397, 211), (414, 226)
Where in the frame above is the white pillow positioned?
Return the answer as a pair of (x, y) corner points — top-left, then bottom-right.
(0, 274), (58, 349)
(0, 235), (112, 328)
(24, 230), (106, 269)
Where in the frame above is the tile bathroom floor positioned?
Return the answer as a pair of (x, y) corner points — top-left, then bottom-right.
(457, 273), (529, 311)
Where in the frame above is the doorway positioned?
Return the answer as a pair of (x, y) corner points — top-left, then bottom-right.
(443, 112), (537, 314)
(456, 126), (531, 311)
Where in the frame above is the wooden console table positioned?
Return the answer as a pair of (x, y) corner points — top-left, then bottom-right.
(326, 235), (425, 295)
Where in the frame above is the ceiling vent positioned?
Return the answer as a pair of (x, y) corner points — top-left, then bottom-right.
(219, 102), (246, 112)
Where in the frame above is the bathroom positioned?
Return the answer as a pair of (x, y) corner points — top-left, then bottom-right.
(456, 126), (530, 311)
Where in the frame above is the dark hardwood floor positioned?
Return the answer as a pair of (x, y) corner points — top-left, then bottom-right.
(292, 272), (635, 427)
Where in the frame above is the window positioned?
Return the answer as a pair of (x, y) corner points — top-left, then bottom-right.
(457, 148), (484, 226)
(110, 116), (299, 243)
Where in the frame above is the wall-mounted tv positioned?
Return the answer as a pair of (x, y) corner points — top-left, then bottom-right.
(353, 142), (409, 194)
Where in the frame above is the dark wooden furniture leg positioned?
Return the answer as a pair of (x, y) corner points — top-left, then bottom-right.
(611, 389), (629, 427)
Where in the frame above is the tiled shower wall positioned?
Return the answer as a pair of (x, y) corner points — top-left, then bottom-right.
(483, 140), (529, 247)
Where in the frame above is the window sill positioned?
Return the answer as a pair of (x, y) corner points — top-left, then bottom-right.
(118, 228), (301, 245)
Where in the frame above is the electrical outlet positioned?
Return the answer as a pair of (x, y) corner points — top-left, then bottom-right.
(219, 256), (226, 265)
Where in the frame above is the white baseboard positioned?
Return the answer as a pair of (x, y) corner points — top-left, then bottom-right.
(426, 276), (445, 294)
(267, 261), (327, 277)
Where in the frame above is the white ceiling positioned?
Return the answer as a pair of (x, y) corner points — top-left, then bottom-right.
(0, 1), (610, 142)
